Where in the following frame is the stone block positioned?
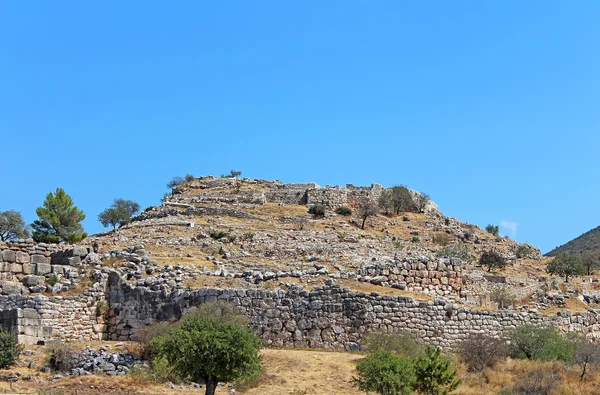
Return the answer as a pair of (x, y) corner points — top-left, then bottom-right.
(10, 263), (22, 273)
(67, 256), (81, 267)
(51, 265), (65, 275)
(1, 250), (16, 263)
(22, 263), (36, 275)
(30, 254), (50, 264)
(72, 246), (88, 258)
(36, 263), (52, 276)
(16, 251), (29, 264)
(23, 275), (45, 287)
(50, 251), (64, 265)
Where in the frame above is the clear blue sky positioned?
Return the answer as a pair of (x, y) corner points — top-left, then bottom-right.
(1, 1), (599, 253)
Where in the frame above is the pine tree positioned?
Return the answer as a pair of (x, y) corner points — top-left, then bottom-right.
(31, 188), (87, 244)
(414, 346), (460, 395)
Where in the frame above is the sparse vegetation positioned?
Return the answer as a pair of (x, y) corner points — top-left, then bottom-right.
(412, 236), (420, 243)
(98, 198), (141, 230)
(220, 170), (242, 178)
(308, 204), (326, 218)
(491, 288), (516, 309)
(436, 244), (473, 264)
(432, 232), (451, 246)
(459, 333), (508, 372)
(0, 210), (29, 241)
(166, 176), (185, 189)
(362, 331), (424, 358)
(357, 198), (379, 230)
(335, 206), (353, 216)
(45, 341), (79, 372)
(516, 245), (533, 258)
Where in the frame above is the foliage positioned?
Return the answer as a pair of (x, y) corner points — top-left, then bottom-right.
(479, 250), (506, 272)
(362, 331), (425, 358)
(98, 198), (141, 230)
(490, 288), (516, 309)
(134, 320), (175, 360)
(432, 232), (451, 246)
(379, 186), (417, 215)
(414, 192), (431, 213)
(378, 189), (395, 216)
(308, 204), (326, 218)
(46, 274), (59, 287)
(334, 206), (353, 216)
(353, 351), (415, 395)
(167, 176), (185, 189)
(185, 174), (195, 182)
(208, 229), (235, 242)
(31, 188), (86, 244)
(45, 341), (79, 372)
(186, 300), (249, 326)
(412, 236), (420, 243)
(573, 338), (600, 380)
(508, 324), (575, 362)
(581, 250), (600, 275)
(458, 333), (508, 372)
(243, 232), (255, 241)
(511, 367), (561, 395)
(436, 244), (473, 264)
(485, 224), (500, 236)
(515, 245), (533, 259)
(0, 331), (21, 369)
(546, 253), (585, 282)
(220, 170), (242, 178)
(0, 210), (29, 241)
(413, 346), (460, 395)
(357, 198), (379, 230)
(151, 316), (262, 395)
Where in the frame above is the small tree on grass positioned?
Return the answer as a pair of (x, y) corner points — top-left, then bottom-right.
(485, 224), (499, 236)
(574, 339), (600, 381)
(31, 188), (86, 244)
(581, 250), (600, 276)
(0, 210), (29, 241)
(547, 253), (585, 282)
(0, 331), (21, 368)
(151, 315), (261, 395)
(98, 198), (141, 230)
(353, 351), (415, 395)
(479, 250), (506, 272)
(414, 346), (460, 395)
(358, 198), (379, 230)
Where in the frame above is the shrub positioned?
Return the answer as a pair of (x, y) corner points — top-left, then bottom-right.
(362, 331), (425, 358)
(46, 274), (59, 287)
(516, 245), (533, 259)
(0, 331), (21, 368)
(334, 206), (353, 216)
(491, 288), (516, 309)
(573, 338), (600, 380)
(308, 204), (326, 218)
(220, 170), (242, 178)
(45, 341), (79, 372)
(151, 316), (262, 395)
(485, 224), (500, 236)
(186, 300), (249, 326)
(479, 250), (506, 272)
(243, 232), (255, 241)
(508, 324), (575, 362)
(166, 176), (185, 189)
(208, 229), (235, 242)
(511, 367), (561, 395)
(413, 346), (460, 395)
(547, 253), (585, 282)
(458, 333), (508, 372)
(184, 174), (195, 182)
(412, 236), (420, 243)
(134, 321), (175, 360)
(432, 232), (451, 246)
(352, 351), (415, 395)
(437, 244), (473, 264)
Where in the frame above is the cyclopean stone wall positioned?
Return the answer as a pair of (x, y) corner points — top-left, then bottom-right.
(104, 273), (600, 350)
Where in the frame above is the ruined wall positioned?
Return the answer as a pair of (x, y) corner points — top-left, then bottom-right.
(105, 275), (600, 350)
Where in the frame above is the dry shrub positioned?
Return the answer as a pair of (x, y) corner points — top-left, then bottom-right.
(45, 341), (79, 372)
(511, 367), (562, 395)
(432, 232), (451, 246)
(459, 333), (508, 372)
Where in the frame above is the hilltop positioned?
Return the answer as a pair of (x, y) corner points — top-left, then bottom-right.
(546, 225), (600, 256)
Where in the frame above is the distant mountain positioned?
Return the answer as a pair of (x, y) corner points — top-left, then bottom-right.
(546, 226), (600, 256)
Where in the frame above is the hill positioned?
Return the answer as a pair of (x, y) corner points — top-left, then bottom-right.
(546, 225), (600, 256)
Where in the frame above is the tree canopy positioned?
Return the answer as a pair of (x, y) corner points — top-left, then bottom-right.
(31, 188), (86, 244)
(98, 198), (141, 230)
(0, 210), (29, 241)
(547, 253), (585, 282)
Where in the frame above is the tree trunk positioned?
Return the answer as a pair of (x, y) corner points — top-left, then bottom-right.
(581, 361), (588, 381)
(361, 216), (367, 230)
(204, 377), (218, 395)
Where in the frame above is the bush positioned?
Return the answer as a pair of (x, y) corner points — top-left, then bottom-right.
(412, 236), (420, 243)
(485, 224), (500, 236)
(479, 250), (506, 272)
(573, 338), (600, 380)
(208, 229), (235, 242)
(511, 367), (561, 395)
(308, 204), (326, 218)
(243, 232), (255, 241)
(508, 324), (575, 362)
(45, 341), (79, 372)
(432, 232), (451, 246)
(353, 351), (415, 395)
(184, 174), (195, 182)
(459, 333), (508, 372)
(516, 245), (533, 259)
(334, 206), (353, 216)
(413, 346), (460, 395)
(437, 244), (474, 264)
(167, 176), (185, 189)
(134, 320), (175, 360)
(362, 331), (425, 358)
(0, 331), (21, 368)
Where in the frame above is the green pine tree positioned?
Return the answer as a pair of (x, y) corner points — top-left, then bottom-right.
(31, 188), (87, 244)
(414, 346), (460, 395)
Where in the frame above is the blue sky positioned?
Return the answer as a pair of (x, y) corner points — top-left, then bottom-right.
(1, 1), (599, 253)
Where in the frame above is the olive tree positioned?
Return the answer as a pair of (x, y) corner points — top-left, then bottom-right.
(357, 198), (379, 230)
(0, 210), (29, 241)
(98, 199), (141, 230)
(547, 254), (585, 282)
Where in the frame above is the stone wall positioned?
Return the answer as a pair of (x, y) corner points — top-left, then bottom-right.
(105, 274), (600, 350)
(357, 257), (462, 296)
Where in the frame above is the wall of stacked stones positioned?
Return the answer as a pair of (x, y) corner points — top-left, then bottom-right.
(357, 257), (462, 297)
(0, 284), (106, 343)
(105, 276), (600, 350)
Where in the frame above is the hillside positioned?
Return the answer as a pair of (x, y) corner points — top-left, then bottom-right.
(546, 225), (600, 256)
